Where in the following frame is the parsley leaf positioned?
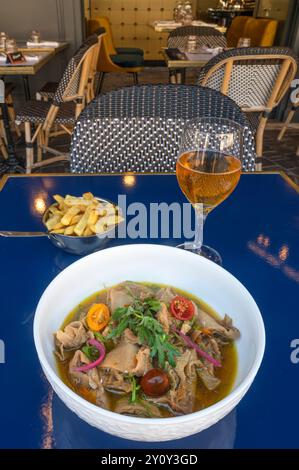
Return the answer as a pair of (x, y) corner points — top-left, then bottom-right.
(107, 298), (180, 368)
(82, 344), (99, 361)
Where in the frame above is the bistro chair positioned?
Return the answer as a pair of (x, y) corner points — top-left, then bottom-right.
(36, 30), (104, 103)
(226, 16), (251, 47)
(88, 16), (144, 58)
(0, 82), (21, 159)
(95, 29), (144, 94)
(70, 84), (256, 173)
(226, 17), (278, 47)
(167, 26), (227, 49)
(197, 47), (298, 168)
(16, 40), (99, 173)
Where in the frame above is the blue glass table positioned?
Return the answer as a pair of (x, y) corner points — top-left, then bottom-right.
(0, 172), (298, 449)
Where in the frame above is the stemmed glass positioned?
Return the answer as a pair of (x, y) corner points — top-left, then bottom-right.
(176, 118), (243, 265)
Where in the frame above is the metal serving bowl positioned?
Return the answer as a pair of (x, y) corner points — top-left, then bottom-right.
(42, 197), (121, 256)
(0, 198), (122, 256)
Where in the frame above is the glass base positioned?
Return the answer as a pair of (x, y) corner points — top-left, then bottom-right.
(176, 242), (222, 266)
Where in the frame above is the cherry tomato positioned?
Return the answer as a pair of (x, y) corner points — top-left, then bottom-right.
(140, 368), (170, 397)
(86, 303), (110, 331)
(170, 296), (195, 321)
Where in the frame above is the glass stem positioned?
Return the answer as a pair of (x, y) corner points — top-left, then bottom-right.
(193, 203), (207, 252)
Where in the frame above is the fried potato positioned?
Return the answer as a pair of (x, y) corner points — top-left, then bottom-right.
(45, 214), (61, 231)
(70, 214), (81, 225)
(94, 215), (123, 234)
(48, 206), (63, 215)
(45, 193), (122, 237)
(87, 210), (99, 226)
(53, 194), (67, 211)
(103, 204), (118, 216)
(64, 225), (76, 236)
(52, 222), (64, 230)
(83, 192), (94, 201)
(64, 195), (91, 207)
(83, 227), (93, 236)
(74, 206), (93, 236)
(61, 206), (81, 226)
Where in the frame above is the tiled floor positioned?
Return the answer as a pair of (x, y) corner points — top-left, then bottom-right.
(2, 67), (299, 184)
(262, 128), (299, 184)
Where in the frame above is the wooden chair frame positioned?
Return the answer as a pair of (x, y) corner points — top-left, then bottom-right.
(278, 89), (299, 155)
(24, 42), (99, 173)
(0, 87), (21, 158)
(87, 34), (102, 103)
(200, 53), (297, 168)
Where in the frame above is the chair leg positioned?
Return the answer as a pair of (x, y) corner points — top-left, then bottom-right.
(0, 117), (8, 145)
(24, 122), (34, 174)
(6, 93), (21, 138)
(255, 116), (267, 160)
(277, 107), (296, 141)
(254, 116), (268, 171)
(37, 130), (43, 163)
(132, 72), (138, 85)
(96, 72), (105, 95)
(0, 134), (8, 159)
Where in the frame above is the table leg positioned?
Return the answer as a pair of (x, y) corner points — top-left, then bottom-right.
(22, 76), (31, 101)
(0, 102), (24, 174)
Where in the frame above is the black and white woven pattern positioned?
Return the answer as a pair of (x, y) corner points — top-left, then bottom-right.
(52, 37), (98, 105)
(16, 39), (98, 124)
(197, 47), (298, 110)
(36, 32), (103, 102)
(16, 101), (76, 124)
(168, 26), (227, 49)
(70, 84), (255, 174)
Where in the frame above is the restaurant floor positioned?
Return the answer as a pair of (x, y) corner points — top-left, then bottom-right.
(10, 67), (299, 184)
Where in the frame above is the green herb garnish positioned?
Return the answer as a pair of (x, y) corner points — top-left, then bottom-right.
(82, 344), (100, 361)
(129, 375), (140, 403)
(94, 331), (108, 346)
(107, 298), (180, 368)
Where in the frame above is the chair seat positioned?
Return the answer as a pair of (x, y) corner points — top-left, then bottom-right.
(16, 101), (76, 124)
(36, 82), (58, 100)
(111, 53), (144, 68)
(116, 47), (143, 56)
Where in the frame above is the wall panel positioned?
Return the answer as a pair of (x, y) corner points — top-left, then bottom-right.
(86, 0), (196, 60)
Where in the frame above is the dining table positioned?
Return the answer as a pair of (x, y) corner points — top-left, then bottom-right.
(0, 171), (298, 449)
(0, 42), (69, 174)
(150, 20), (226, 34)
(0, 41), (69, 100)
(162, 48), (216, 83)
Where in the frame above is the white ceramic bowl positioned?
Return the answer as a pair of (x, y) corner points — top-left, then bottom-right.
(34, 244), (265, 442)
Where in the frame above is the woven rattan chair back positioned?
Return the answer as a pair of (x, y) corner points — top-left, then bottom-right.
(52, 38), (99, 111)
(198, 47), (297, 112)
(17, 40), (101, 173)
(197, 47), (298, 160)
(168, 26), (227, 49)
(70, 84), (255, 174)
(84, 30), (105, 103)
